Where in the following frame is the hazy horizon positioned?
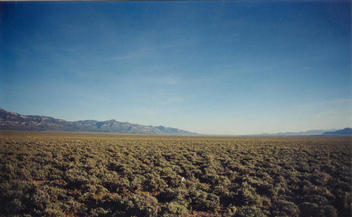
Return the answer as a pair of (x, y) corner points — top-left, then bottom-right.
(1, 1), (351, 135)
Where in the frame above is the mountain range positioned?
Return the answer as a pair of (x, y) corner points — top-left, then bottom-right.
(0, 109), (196, 135)
(323, 128), (352, 135)
(259, 128), (352, 136)
(1, 108), (351, 136)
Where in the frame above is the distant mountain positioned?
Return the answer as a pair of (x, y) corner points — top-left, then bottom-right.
(272, 129), (332, 136)
(257, 128), (352, 136)
(323, 128), (352, 136)
(0, 108), (197, 135)
(257, 129), (331, 136)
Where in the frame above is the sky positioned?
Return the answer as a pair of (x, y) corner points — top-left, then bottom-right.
(0, 1), (351, 135)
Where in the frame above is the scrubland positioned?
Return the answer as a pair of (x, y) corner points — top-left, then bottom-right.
(0, 131), (351, 217)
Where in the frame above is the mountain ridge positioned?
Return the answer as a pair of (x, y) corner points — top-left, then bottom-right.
(0, 108), (197, 135)
(259, 129), (333, 136)
(323, 128), (352, 135)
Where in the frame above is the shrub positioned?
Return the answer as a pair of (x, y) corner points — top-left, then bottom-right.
(44, 207), (65, 217)
(157, 188), (178, 203)
(189, 190), (220, 212)
(299, 202), (318, 217)
(117, 194), (159, 217)
(160, 202), (188, 217)
(225, 206), (238, 216)
(238, 183), (260, 206)
(235, 206), (266, 217)
(31, 188), (50, 210)
(317, 205), (338, 217)
(90, 207), (109, 217)
(272, 200), (300, 217)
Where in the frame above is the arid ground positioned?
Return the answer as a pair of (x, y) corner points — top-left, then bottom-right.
(0, 131), (351, 217)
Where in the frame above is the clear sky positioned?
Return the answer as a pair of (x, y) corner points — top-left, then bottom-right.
(0, 1), (351, 135)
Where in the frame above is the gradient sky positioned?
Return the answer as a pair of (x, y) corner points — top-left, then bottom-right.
(0, 1), (351, 135)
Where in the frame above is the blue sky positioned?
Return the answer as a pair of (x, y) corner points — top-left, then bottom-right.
(0, 1), (351, 135)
